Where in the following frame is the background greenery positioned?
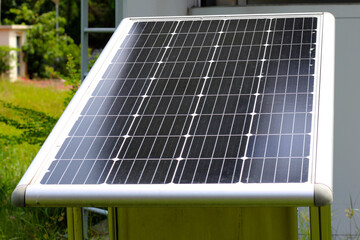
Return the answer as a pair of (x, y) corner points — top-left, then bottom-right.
(0, 79), (68, 239)
(2, 0), (113, 79)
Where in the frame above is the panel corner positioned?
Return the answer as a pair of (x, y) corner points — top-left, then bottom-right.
(11, 184), (27, 207)
(314, 183), (333, 206)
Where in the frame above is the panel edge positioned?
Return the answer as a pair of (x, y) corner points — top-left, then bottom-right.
(313, 11), (335, 193)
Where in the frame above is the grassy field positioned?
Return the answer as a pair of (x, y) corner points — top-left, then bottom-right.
(0, 79), (68, 239)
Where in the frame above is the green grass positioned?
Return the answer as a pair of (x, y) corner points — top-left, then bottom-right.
(0, 79), (68, 239)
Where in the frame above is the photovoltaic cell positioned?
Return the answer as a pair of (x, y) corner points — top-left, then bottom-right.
(41, 17), (317, 185)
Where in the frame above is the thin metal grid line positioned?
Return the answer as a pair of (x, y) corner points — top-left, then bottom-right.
(286, 17), (306, 183)
(63, 132), (311, 140)
(77, 111), (314, 118)
(250, 19), (279, 184)
(185, 19), (253, 184)
(203, 19), (255, 184)
(101, 73), (319, 80)
(48, 21), (156, 184)
(108, 57), (315, 64)
(146, 20), (220, 184)
(272, 18), (297, 183)
(131, 20), (210, 184)
(89, 92), (314, 98)
(243, 18), (276, 183)
(58, 156), (301, 161)
(186, 19), (240, 184)
(120, 20), (206, 184)
(207, 18), (265, 183)
(300, 18), (317, 182)
(255, 19), (285, 183)
(170, 20), (226, 183)
(84, 22), (164, 184)
(173, 20), (229, 183)
(243, 19), (276, 184)
(104, 21), (181, 184)
(107, 21), (180, 184)
(112, 20), (214, 183)
(127, 29), (314, 35)
(111, 20), (204, 184)
(116, 43), (316, 52)
(239, 19), (273, 183)
(177, 18), (265, 183)
(233, 19), (271, 183)
(205, 19), (245, 184)
(218, 19), (271, 184)
(180, 20), (236, 184)
(281, 18), (307, 183)
(71, 36), (158, 184)
(259, 17), (292, 183)
(165, 20), (224, 183)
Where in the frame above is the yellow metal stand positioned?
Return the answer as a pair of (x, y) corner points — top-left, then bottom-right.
(67, 207), (84, 240)
(67, 205), (331, 239)
(108, 207), (118, 240)
(310, 205), (332, 240)
(108, 207), (297, 240)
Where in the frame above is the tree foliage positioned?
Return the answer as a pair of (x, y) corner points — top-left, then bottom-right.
(22, 10), (80, 79)
(1, 0), (113, 78)
(5, 3), (80, 79)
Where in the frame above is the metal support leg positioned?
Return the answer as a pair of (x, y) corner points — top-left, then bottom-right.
(108, 207), (118, 240)
(310, 205), (332, 240)
(67, 207), (84, 240)
(82, 208), (89, 240)
(67, 208), (75, 240)
(80, 0), (89, 81)
(115, 0), (123, 26)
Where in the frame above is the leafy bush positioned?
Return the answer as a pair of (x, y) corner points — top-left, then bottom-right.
(0, 46), (18, 75)
(5, 3), (80, 79)
(63, 52), (99, 107)
(22, 11), (80, 79)
(63, 54), (81, 106)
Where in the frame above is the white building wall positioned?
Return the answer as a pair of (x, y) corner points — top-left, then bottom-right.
(8, 29), (18, 81)
(0, 31), (10, 45)
(122, 0), (188, 17)
(0, 25), (29, 81)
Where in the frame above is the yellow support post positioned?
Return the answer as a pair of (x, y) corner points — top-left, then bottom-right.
(108, 207), (118, 240)
(67, 208), (75, 240)
(310, 205), (332, 240)
(67, 207), (84, 240)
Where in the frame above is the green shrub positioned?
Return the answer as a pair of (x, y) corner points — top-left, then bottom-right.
(22, 11), (80, 79)
(63, 54), (81, 106)
(5, 2), (80, 79)
(0, 46), (18, 75)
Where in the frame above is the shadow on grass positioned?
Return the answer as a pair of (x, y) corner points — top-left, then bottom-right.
(0, 99), (68, 239)
(0, 99), (58, 146)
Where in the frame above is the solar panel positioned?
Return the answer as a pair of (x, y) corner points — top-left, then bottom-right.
(12, 13), (335, 207)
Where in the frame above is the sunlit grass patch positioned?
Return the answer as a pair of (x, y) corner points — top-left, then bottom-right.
(0, 79), (68, 239)
(0, 79), (66, 118)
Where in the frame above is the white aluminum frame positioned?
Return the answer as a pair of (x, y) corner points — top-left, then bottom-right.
(12, 12), (335, 207)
